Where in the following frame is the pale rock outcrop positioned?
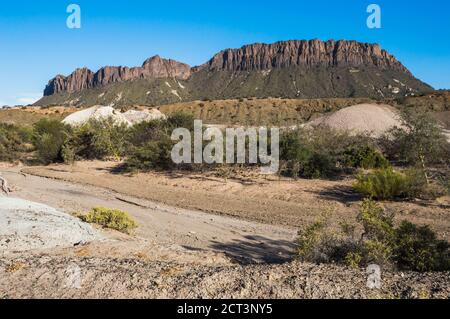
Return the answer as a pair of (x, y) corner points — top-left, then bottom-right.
(62, 106), (166, 127)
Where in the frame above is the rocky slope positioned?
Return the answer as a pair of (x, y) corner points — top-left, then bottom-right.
(2, 255), (449, 299)
(198, 40), (409, 72)
(44, 55), (190, 96)
(37, 40), (433, 107)
(0, 197), (98, 251)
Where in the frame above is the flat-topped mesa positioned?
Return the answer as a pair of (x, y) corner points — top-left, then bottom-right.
(41, 39), (429, 103)
(199, 39), (409, 73)
(44, 55), (191, 96)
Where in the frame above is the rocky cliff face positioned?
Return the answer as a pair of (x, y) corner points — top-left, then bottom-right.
(199, 40), (409, 73)
(44, 55), (190, 96)
(39, 40), (432, 105)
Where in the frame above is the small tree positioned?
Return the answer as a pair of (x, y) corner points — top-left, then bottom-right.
(32, 119), (71, 164)
(385, 108), (449, 183)
(64, 118), (129, 161)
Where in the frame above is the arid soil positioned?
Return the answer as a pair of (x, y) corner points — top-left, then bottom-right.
(308, 104), (402, 137)
(0, 166), (297, 264)
(1, 255), (448, 299)
(1, 161), (449, 299)
(20, 161), (450, 240)
(0, 106), (76, 126)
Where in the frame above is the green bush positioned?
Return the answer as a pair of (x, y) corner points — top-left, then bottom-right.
(165, 112), (195, 132)
(394, 221), (450, 272)
(358, 198), (395, 242)
(127, 119), (168, 147)
(124, 137), (175, 171)
(301, 152), (336, 179)
(279, 127), (382, 179)
(343, 145), (390, 169)
(63, 118), (129, 161)
(0, 123), (32, 162)
(296, 220), (328, 261)
(80, 207), (138, 234)
(32, 119), (70, 164)
(124, 112), (194, 172)
(279, 129), (338, 179)
(128, 112), (194, 147)
(354, 167), (427, 200)
(296, 199), (450, 272)
(354, 199), (396, 266)
(383, 108), (449, 167)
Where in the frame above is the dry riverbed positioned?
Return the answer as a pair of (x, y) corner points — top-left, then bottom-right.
(20, 161), (450, 240)
(1, 162), (449, 298)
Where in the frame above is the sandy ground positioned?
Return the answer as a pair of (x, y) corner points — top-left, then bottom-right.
(19, 161), (450, 241)
(1, 162), (449, 298)
(0, 166), (297, 264)
(309, 104), (402, 138)
(2, 256), (449, 299)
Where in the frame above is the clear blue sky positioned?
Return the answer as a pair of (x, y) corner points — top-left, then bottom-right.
(0, 0), (449, 105)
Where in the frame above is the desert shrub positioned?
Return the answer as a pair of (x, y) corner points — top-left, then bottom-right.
(343, 145), (389, 169)
(0, 123), (32, 161)
(355, 199), (395, 266)
(300, 152), (336, 179)
(32, 119), (71, 164)
(128, 112), (193, 145)
(80, 207), (137, 234)
(358, 198), (395, 241)
(127, 119), (168, 147)
(296, 199), (450, 271)
(297, 220), (358, 265)
(354, 167), (428, 200)
(436, 170), (450, 194)
(394, 221), (450, 272)
(124, 112), (194, 171)
(279, 129), (338, 179)
(124, 137), (175, 171)
(63, 118), (129, 161)
(165, 112), (195, 132)
(296, 219), (328, 262)
(279, 127), (380, 179)
(382, 108), (449, 167)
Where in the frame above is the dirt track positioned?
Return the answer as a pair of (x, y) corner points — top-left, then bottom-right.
(19, 161), (450, 240)
(0, 166), (297, 264)
(2, 255), (449, 299)
(1, 163), (449, 299)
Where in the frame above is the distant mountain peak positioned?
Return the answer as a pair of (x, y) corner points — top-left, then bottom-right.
(39, 39), (432, 106)
(44, 56), (190, 96)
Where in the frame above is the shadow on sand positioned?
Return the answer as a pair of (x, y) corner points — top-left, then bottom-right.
(305, 184), (362, 204)
(185, 235), (297, 265)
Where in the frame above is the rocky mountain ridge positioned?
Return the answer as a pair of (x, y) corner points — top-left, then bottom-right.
(38, 39), (433, 106)
(198, 39), (409, 72)
(44, 55), (190, 96)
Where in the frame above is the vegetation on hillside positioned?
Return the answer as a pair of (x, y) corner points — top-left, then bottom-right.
(0, 123), (33, 162)
(296, 199), (450, 272)
(1, 103), (449, 274)
(279, 127), (388, 179)
(1, 107), (448, 198)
